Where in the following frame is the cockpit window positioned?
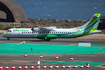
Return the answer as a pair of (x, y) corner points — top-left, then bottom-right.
(8, 30), (11, 32)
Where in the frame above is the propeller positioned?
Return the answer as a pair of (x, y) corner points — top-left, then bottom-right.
(31, 28), (34, 32)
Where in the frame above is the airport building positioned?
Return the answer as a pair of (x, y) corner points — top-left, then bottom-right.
(0, 0), (27, 22)
(98, 16), (105, 29)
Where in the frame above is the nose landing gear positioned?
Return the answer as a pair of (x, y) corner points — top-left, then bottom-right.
(7, 38), (10, 40)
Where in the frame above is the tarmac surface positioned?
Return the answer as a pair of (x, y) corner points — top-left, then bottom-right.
(0, 33), (105, 70)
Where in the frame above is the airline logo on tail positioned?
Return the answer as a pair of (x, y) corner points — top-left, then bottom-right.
(83, 13), (101, 34)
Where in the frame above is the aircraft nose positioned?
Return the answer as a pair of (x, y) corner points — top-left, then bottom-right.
(2, 33), (5, 37)
(2, 31), (8, 37)
(2, 33), (7, 37)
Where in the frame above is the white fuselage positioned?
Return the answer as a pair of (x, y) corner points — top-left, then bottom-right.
(3, 28), (80, 38)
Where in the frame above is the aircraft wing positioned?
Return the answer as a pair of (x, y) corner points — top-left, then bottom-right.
(39, 26), (56, 32)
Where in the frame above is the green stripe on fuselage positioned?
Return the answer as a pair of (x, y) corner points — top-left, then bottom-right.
(3, 31), (8, 34)
(66, 26), (98, 38)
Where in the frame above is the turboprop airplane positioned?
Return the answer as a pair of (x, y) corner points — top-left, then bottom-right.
(2, 13), (101, 41)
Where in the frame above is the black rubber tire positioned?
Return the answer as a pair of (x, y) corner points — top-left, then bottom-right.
(44, 39), (50, 41)
(7, 38), (10, 40)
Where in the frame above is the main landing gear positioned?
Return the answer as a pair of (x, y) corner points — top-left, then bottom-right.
(44, 39), (50, 41)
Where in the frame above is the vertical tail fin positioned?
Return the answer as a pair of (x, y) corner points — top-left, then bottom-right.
(81, 13), (101, 33)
